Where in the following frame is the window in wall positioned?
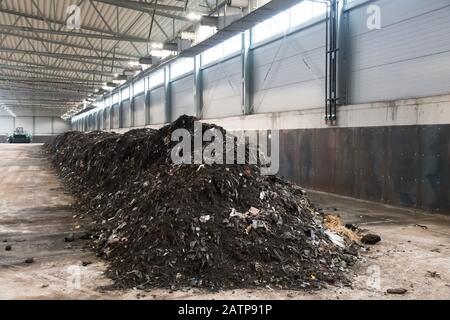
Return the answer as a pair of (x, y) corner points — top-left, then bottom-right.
(312, 1), (327, 17)
(252, 1), (327, 44)
(196, 25), (216, 44)
(170, 58), (194, 79)
(290, 1), (327, 28)
(134, 79), (145, 94)
(201, 34), (242, 66)
(92, 100), (104, 109)
(121, 87), (130, 100)
(112, 93), (119, 105)
(253, 10), (290, 44)
(104, 96), (111, 108)
(148, 69), (165, 89)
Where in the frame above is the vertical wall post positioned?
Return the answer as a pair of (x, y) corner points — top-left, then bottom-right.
(32, 109), (36, 136)
(145, 77), (151, 125)
(118, 91), (124, 128)
(242, 30), (253, 115)
(109, 97), (114, 130)
(338, 1), (349, 106)
(129, 83), (134, 128)
(164, 65), (172, 123)
(325, 0), (339, 124)
(193, 55), (203, 118)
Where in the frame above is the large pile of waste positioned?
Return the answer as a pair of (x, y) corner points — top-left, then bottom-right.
(45, 115), (357, 290)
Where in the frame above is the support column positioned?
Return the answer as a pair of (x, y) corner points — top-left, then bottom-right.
(129, 84), (134, 128)
(242, 30), (253, 115)
(32, 109), (36, 136)
(338, 2), (349, 106)
(193, 55), (203, 118)
(118, 90), (124, 128)
(145, 77), (151, 125)
(164, 65), (172, 124)
(109, 98), (114, 130)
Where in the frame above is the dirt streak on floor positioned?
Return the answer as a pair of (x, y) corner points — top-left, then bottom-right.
(0, 144), (449, 300)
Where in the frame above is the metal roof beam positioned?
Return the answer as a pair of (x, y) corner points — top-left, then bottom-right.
(0, 78), (97, 90)
(0, 66), (105, 83)
(0, 47), (131, 63)
(0, 24), (149, 42)
(92, 0), (191, 21)
(0, 81), (94, 93)
(94, 0), (185, 12)
(0, 59), (117, 77)
(0, 31), (140, 59)
(0, 76), (99, 86)
(0, 7), (172, 38)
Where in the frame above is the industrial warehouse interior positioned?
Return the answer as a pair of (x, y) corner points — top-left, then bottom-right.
(0, 0), (449, 305)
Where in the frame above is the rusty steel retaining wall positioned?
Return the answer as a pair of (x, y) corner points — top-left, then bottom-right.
(278, 124), (450, 214)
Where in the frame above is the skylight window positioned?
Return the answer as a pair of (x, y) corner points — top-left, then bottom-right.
(201, 34), (242, 66)
(148, 70), (165, 89)
(170, 58), (194, 79)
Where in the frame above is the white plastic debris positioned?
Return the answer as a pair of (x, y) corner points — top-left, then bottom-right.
(251, 220), (269, 231)
(230, 208), (248, 219)
(259, 191), (265, 200)
(324, 230), (346, 249)
(199, 215), (210, 223)
(248, 207), (260, 216)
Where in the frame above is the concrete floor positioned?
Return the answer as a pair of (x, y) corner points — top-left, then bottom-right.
(0, 144), (449, 300)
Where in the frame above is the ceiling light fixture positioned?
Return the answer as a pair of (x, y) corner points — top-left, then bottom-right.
(186, 12), (202, 21)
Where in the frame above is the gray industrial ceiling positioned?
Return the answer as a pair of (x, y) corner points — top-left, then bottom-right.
(0, 0), (218, 114)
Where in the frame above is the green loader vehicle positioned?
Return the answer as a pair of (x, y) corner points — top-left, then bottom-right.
(7, 127), (32, 143)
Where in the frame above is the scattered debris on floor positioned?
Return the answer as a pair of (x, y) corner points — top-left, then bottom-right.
(324, 215), (361, 243)
(24, 258), (34, 264)
(386, 288), (408, 295)
(361, 234), (382, 245)
(414, 224), (428, 230)
(45, 115), (359, 291)
(64, 233), (75, 242)
(426, 271), (441, 278)
(345, 223), (358, 231)
(5, 245), (12, 251)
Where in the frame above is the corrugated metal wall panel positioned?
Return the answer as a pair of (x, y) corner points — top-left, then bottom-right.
(134, 94), (146, 127)
(104, 107), (111, 130)
(122, 101), (131, 128)
(202, 56), (242, 119)
(88, 114), (94, 131)
(15, 117), (33, 133)
(0, 117), (14, 135)
(252, 23), (326, 114)
(347, 0), (450, 103)
(54, 118), (70, 134)
(171, 75), (194, 121)
(98, 111), (104, 130)
(149, 86), (166, 125)
(35, 117), (52, 135)
(112, 104), (120, 129)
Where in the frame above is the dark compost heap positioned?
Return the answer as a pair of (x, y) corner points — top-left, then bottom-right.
(44, 115), (356, 290)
